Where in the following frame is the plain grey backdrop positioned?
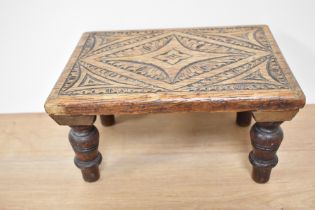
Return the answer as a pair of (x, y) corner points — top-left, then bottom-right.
(0, 0), (314, 113)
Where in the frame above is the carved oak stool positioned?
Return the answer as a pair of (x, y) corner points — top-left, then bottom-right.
(45, 25), (305, 183)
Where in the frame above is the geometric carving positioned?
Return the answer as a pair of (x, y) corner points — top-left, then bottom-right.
(79, 74), (112, 87)
(154, 49), (191, 65)
(243, 70), (266, 81)
(58, 26), (292, 96)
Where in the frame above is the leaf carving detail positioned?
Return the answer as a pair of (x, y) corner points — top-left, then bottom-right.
(175, 34), (249, 54)
(103, 60), (171, 83)
(104, 35), (173, 58)
(174, 54), (250, 82)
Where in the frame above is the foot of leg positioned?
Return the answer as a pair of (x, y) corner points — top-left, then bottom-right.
(236, 111), (252, 126)
(100, 115), (115, 126)
(69, 125), (102, 182)
(249, 122), (283, 183)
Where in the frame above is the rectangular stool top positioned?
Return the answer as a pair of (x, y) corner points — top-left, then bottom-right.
(45, 25), (305, 115)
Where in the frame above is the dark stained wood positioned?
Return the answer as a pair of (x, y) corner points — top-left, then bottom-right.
(44, 25), (305, 116)
(100, 115), (115, 126)
(249, 122), (283, 183)
(236, 111), (252, 126)
(68, 125), (102, 182)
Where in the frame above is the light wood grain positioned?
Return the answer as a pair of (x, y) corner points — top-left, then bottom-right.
(1, 105), (315, 209)
(252, 109), (299, 122)
(45, 25), (305, 116)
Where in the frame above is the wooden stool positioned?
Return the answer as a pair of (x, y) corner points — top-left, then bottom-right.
(45, 25), (305, 183)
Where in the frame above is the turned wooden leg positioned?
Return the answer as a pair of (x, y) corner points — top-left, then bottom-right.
(100, 115), (115, 126)
(68, 125), (102, 182)
(249, 122), (283, 183)
(236, 111), (252, 126)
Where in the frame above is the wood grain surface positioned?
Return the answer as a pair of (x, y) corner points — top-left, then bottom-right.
(1, 105), (315, 209)
(45, 25), (305, 116)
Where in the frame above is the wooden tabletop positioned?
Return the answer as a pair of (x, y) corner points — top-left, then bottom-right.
(45, 25), (305, 115)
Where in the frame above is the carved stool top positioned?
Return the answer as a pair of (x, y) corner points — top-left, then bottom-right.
(45, 25), (305, 115)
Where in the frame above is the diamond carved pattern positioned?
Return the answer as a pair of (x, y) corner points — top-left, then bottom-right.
(154, 49), (192, 65)
(59, 26), (290, 95)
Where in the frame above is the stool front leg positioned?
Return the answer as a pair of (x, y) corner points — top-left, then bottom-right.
(69, 125), (102, 182)
(249, 122), (283, 183)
